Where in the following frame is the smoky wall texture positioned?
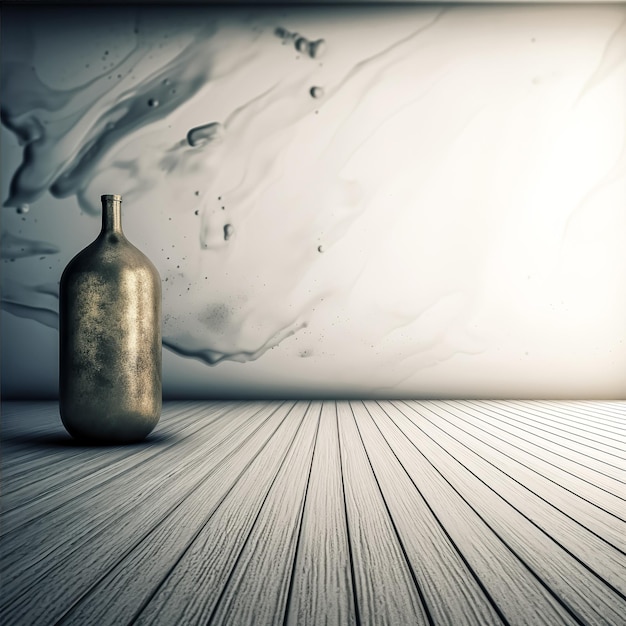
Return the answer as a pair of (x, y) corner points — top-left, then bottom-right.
(1, 3), (625, 399)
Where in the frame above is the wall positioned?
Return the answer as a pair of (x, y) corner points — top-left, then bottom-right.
(2, 3), (625, 399)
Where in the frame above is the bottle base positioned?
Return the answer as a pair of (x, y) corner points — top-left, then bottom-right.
(60, 409), (160, 444)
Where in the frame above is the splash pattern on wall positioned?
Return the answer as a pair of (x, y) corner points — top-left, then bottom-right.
(2, 4), (625, 398)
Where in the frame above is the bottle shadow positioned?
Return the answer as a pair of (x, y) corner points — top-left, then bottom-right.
(4, 430), (177, 449)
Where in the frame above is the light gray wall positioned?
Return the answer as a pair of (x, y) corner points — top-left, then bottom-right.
(2, 3), (625, 399)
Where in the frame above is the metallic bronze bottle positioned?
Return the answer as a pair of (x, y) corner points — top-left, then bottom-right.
(59, 194), (162, 443)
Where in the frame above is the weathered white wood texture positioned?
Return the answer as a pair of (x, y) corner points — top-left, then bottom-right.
(1, 400), (625, 625)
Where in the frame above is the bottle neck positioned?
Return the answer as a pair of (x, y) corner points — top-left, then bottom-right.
(101, 195), (123, 234)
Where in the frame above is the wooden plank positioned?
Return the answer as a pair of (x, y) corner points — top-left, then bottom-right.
(126, 401), (315, 626)
(587, 401), (626, 414)
(2, 400), (624, 626)
(375, 400), (581, 626)
(515, 401), (626, 435)
(53, 401), (307, 626)
(201, 401), (322, 626)
(434, 402), (626, 544)
(0, 402), (291, 625)
(1, 402), (59, 426)
(351, 400), (505, 625)
(526, 401), (626, 428)
(336, 401), (430, 626)
(0, 402), (195, 457)
(393, 401), (626, 626)
(423, 401), (626, 553)
(397, 401), (626, 592)
(284, 401), (357, 626)
(1, 402), (229, 520)
(580, 402), (626, 420)
(0, 404), (262, 568)
(468, 400), (626, 462)
(0, 402), (206, 490)
(492, 400), (626, 450)
(446, 401), (625, 487)
(1, 402), (71, 470)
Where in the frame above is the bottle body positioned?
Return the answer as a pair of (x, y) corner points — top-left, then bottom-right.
(59, 195), (161, 443)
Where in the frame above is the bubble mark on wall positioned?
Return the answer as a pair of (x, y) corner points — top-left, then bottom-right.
(274, 26), (326, 59)
(187, 122), (224, 148)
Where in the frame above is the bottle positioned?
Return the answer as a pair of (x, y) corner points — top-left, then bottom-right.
(59, 194), (162, 443)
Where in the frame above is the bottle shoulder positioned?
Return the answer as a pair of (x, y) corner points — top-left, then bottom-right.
(61, 234), (161, 286)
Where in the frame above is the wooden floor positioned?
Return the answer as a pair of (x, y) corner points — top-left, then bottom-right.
(1, 400), (625, 626)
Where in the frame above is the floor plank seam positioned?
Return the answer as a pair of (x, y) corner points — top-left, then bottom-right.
(3, 402), (287, 623)
(410, 402), (626, 550)
(125, 401), (298, 626)
(483, 401), (626, 447)
(506, 400), (626, 431)
(463, 401), (626, 459)
(202, 402), (311, 626)
(372, 400), (512, 626)
(281, 403), (323, 626)
(404, 403), (626, 601)
(1, 402), (215, 489)
(335, 402), (362, 626)
(2, 400), (624, 626)
(442, 401), (626, 488)
(351, 401), (440, 626)
(387, 401), (597, 626)
(1, 403), (241, 528)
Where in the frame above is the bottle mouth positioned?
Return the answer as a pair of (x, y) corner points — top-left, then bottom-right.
(101, 194), (122, 202)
